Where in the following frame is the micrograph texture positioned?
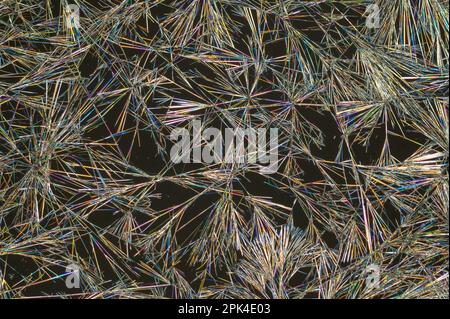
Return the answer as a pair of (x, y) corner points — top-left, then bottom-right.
(0, 0), (448, 299)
